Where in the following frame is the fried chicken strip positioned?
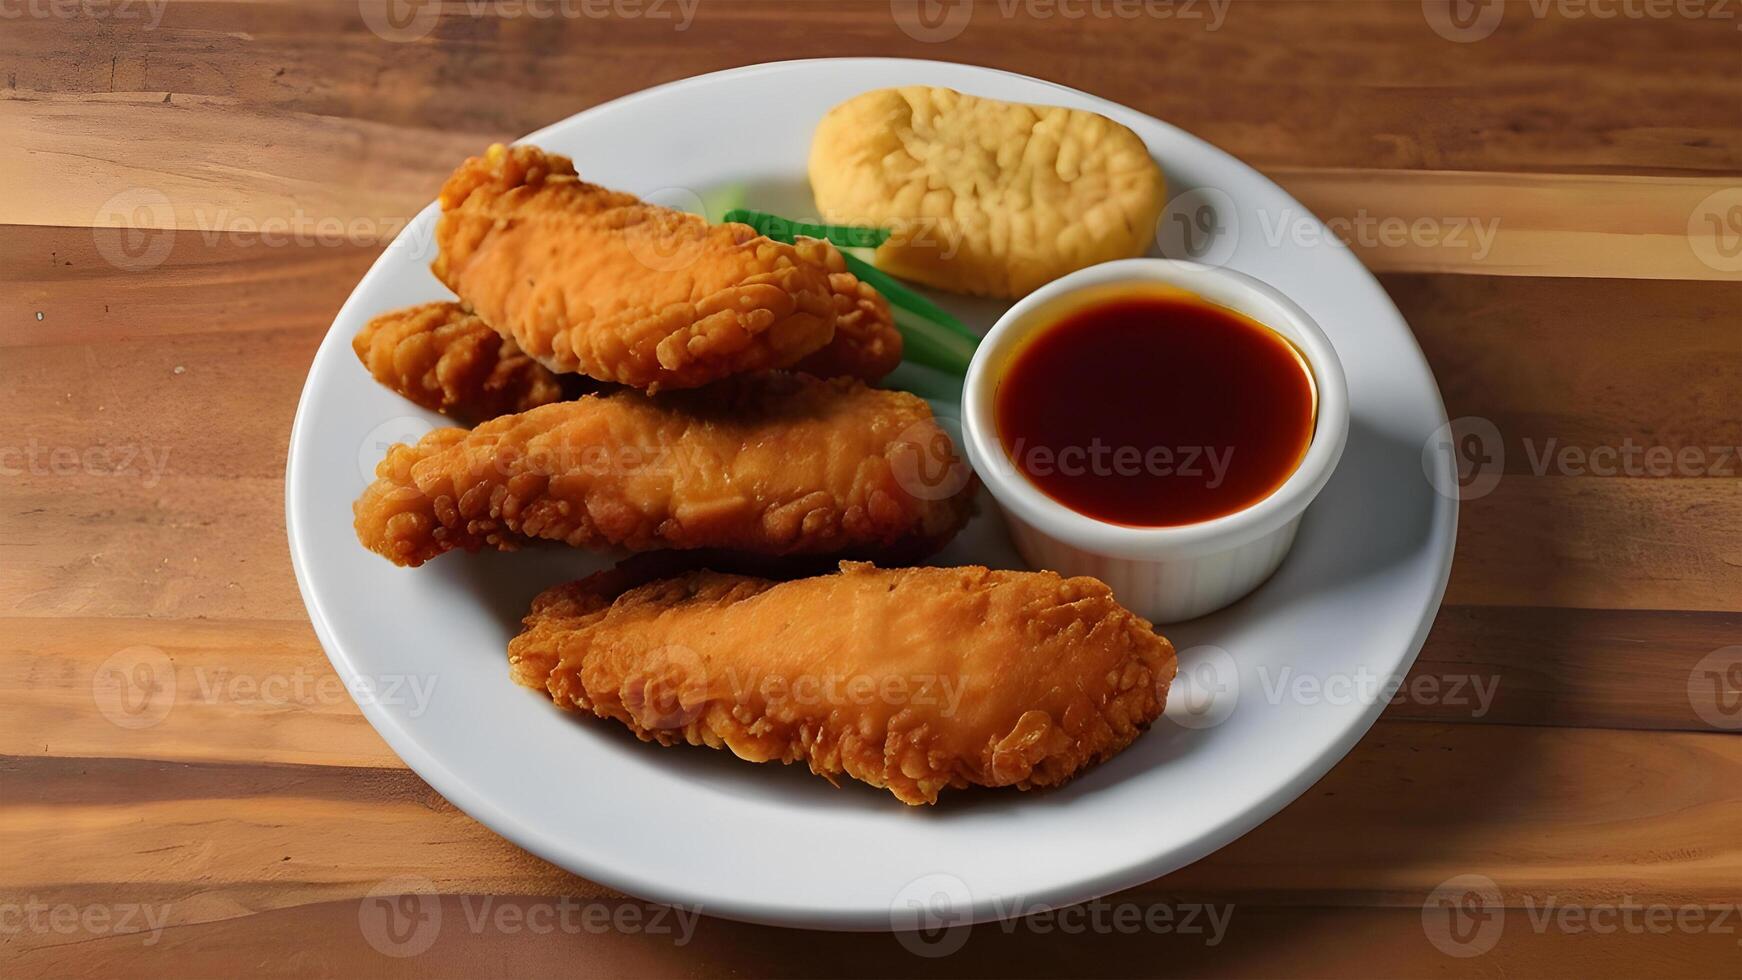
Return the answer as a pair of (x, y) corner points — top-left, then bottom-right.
(354, 374), (974, 566)
(357, 267), (899, 429)
(509, 562), (1176, 805)
(433, 144), (841, 390)
(352, 302), (573, 425)
(790, 237), (902, 382)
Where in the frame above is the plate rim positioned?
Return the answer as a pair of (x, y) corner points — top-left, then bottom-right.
(286, 56), (1458, 931)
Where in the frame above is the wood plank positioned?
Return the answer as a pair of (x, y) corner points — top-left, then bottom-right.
(8, 896), (1741, 978)
(5, 111), (1735, 284)
(0, 618), (401, 768)
(0, 222), (379, 350)
(6, 420), (1729, 622)
(4, 439), (1737, 620)
(1271, 170), (1742, 281)
(1450, 477), (1742, 612)
(1394, 273), (1742, 458)
(3, 2), (1740, 240)
(1413, 606), (1742, 731)
(2, 474), (307, 621)
(0, 93), (476, 243)
(12, 247), (1742, 461)
(5, 230), (1739, 624)
(15, 114), (1734, 280)
(1155, 721), (1742, 906)
(1399, 271), (1742, 612)
(3, 723), (1737, 923)
(1, 228), (351, 622)
(3, 604), (1734, 783)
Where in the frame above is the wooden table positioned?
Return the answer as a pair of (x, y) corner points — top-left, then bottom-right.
(3, 2), (1738, 976)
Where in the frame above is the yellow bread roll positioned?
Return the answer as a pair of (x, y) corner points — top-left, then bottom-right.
(809, 86), (1166, 299)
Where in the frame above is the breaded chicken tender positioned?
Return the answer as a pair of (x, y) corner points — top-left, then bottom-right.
(509, 562), (1176, 805)
(789, 237), (902, 382)
(352, 302), (571, 425)
(358, 272), (897, 428)
(354, 374), (974, 566)
(433, 144), (841, 390)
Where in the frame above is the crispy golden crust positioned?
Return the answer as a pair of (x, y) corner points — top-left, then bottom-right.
(357, 269), (894, 429)
(353, 374), (975, 566)
(432, 144), (839, 390)
(790, 238), (903, 383)
(509, 562), (1176, 805)
(352, 302), (570, 425)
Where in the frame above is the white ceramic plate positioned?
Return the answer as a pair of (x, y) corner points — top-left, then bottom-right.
(287, 58), (1456, 930)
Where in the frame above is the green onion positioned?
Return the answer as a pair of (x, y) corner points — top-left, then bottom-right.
(836, 251), (979, 344)
(722, 209), (891, 249)
(720, 207), (979, 377)
(886, 363), (965, 405)
(891, 307), (976, 377)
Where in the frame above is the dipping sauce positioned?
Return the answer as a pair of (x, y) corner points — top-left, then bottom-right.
(994, 287), (1316, 527)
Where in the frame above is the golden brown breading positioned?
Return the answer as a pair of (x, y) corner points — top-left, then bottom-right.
(432, 144), (839, 390)
(354, 374), (975, 567)
(352, 302), (570, 425)
(789, 237), (902, 382)
(509, 561), (1176, 805)
(357, 269), (895, 430)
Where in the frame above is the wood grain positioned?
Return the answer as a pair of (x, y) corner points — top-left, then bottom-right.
(13, 898), (1742, 979)
(5, 723), (1738, 922)
(3, 2), (1739, 976)
(6, 229), (1738, 625)
(7, 601), (1736, 781)
(1, 618), (397, 768)
(4, 4), (1740, 283)
(1272, 170), (1742, 281)
(4, 1), (1738, 179)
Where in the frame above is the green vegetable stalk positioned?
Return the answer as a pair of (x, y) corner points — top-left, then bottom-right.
(720, 207), (979, 377)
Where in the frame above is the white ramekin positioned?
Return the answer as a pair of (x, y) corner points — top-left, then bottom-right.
(961, 258), (1350, 624)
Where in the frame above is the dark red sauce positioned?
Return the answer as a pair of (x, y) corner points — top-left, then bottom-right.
(994, 288), (1316, 527)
